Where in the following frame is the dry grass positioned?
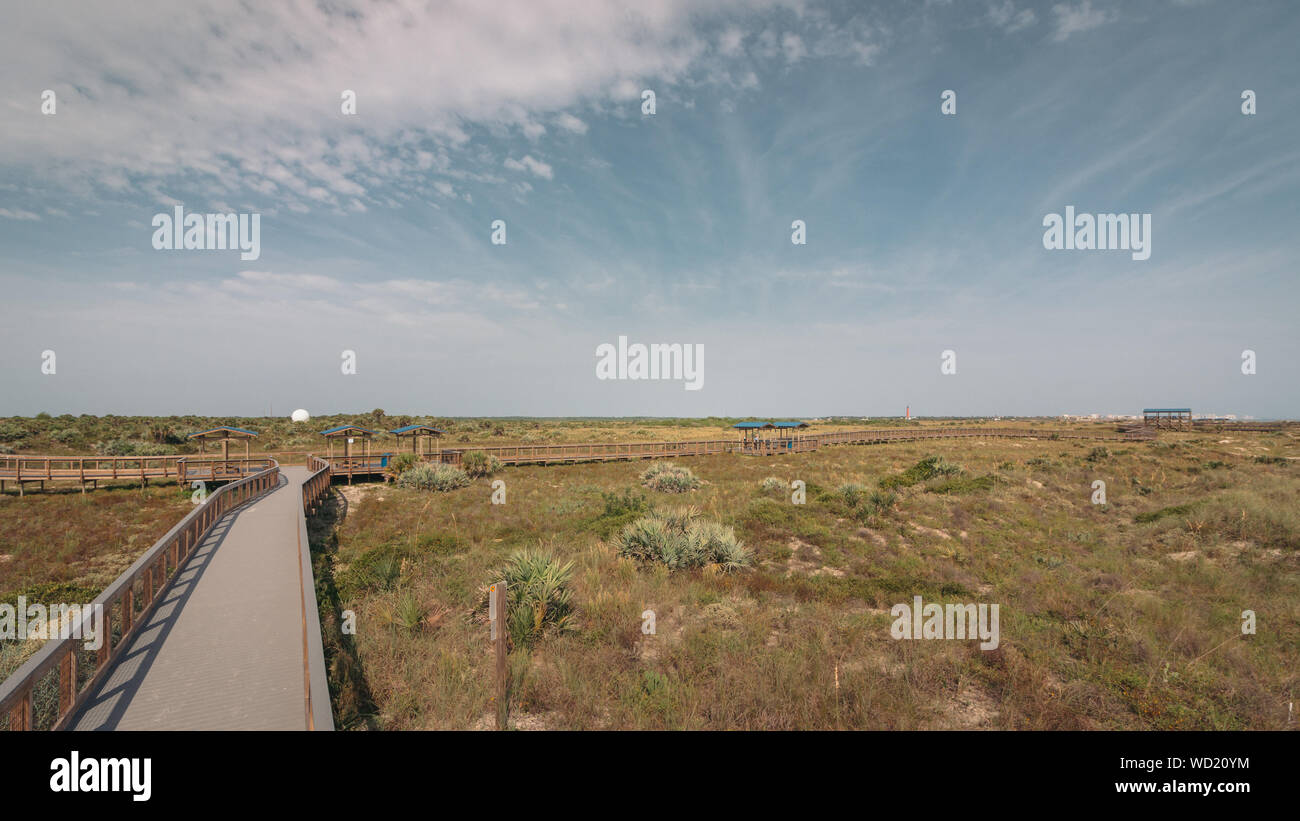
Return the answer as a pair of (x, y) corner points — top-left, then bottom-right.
(312, 424), (1299, 730)
(0, 483), (193, 688)
(0, 484), (191, 600)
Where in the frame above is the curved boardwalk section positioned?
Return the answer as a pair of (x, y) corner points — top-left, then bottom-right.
(67, 466), (331, 730)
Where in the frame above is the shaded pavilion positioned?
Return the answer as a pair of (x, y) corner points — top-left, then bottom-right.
(389, 424), (446, 459)
(187, 426), (258, 460)
(1143, 408), (1192, 429)
(732, 421), (776, 444)
(319, 425), (377, 460)
(732, 421), (810, 452)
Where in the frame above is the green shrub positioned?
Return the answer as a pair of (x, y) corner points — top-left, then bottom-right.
(461, 450), (501, 478)
(1085, 447), (1110, 462)
(879, 456), (961, 489)
(50, 429), (78, 445)
(759, 476), (785, 493)
(147, 423), (182, 445)
(416, 532), (465, 555)
(602, 487), (648, 517)
(96, 439), (173, 456)
(483, 550), (575, 647)
(385, 452), (419, 480)
(864, 489), (897, 515)
(392, 590), (427, 632)
(585, 488), (651, 539)
(1134, 503), (1197, 524)
(395, 463), (470, 491)
(927, 475), (996, 494)
(618, 508), (752, 572)
(640, 462), (701, 493)
(836, 483), (868, 507)
(336, 545), (405, 599)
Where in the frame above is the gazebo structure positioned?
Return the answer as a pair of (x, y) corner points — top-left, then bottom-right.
(320, 425), (382, 484)
(732, 421), (811, 453)
(320, 425), (376, 459)
(1143, 408), (1192, 429)
(187, 426), (258, 460)
(733, 421), (776, 443)
(389, 424), (446, 460)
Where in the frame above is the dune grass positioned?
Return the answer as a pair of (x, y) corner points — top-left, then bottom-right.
(310, 425), (1299, 729)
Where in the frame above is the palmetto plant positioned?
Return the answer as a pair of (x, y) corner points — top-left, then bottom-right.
(461, 450), (501, 478)
(393, 590), (428, 632)
(385, 452), (418, 481)
(640, 461), (701, 493)
(395, 463), (470, 491)
(617, 508), (752, 573)
(485, 550), (576, 647)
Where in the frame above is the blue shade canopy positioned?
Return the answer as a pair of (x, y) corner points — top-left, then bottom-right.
(187, 426), (258, 439)
(320, 425), (377, 436)
(389, 424), (446, 435)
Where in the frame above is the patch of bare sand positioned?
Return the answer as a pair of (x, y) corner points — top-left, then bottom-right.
(854, 527), (887, 547)
(844, 650), (905, 678)
(471, 710), (563, 731)
(786, 538), (844, 577)
(909, 522), (952, 540)
(939, 684), (1000, 729)
(638, 605), (683, 662)
(337, 485), (374, 507)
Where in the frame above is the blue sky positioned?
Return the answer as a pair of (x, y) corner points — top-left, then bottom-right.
(1, 0), (1297, 418)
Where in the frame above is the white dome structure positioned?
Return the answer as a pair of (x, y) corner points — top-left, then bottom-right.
(291, 408), (310, 422)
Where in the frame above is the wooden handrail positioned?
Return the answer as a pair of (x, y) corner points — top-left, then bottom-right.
(0, 455), (276, 485)
(0, 461), (281, 730)
(302, 455), (332, 514)
(1, 425), (1164, 491)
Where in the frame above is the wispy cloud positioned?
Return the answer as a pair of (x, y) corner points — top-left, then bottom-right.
(1051, 1), (1116, 41)
(988, 1), (1037, 34)
(504, 155), (554, 180)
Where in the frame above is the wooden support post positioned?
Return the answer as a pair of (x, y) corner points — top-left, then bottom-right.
(58, 649), (77, 718)
(9, 691), (32, 731)
(99, 609), (112, 669)
(490, 580), (508, 730)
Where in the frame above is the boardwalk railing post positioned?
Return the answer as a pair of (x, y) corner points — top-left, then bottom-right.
(490, 581), (508, 730)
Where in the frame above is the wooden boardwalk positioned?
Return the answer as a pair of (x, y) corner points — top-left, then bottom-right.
(0, 464), (332, 731)
(64, 466), (331, 730)
(0, 455), (272, 494)
(320, 425), (1161, 478)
